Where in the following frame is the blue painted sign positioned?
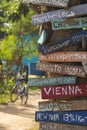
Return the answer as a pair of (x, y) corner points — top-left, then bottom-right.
(28, 76), (76, 86)
(51, 17), (87, 30)
(28, 62), (45, 76)
(32, 4), (87, 25)
(40, 30), (87, 54)
(35, 111), (87, 126)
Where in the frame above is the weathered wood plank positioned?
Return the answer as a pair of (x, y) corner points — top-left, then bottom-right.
(41, 84), (87, 99)
(39, 30), (87, 54)
(39, 122), (58, 130)
(35, 110), (87, 125)
(38, 100), (87, 111)
(22, 0), (69, 8)
(82, 61), (87, 74)
(39, 52), (87, 62)
(51, 17), (87, 30)
(36, 62), (85, 77)
(28, 76), (76, 86)
(39, 122), (87, 130)
(32, 4), (87, 25)
(28, 62), (45, 76)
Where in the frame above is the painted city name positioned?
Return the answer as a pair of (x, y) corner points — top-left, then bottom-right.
(39, 52), (87, 62)
(32, 4), (87, 25)
(35, 110), (87, 125)
(41, 84), (87, 99)
(51, 17), (87, 30)
(22, 0), (69, 7)
(28, 76), (76, 86)
(40, 122), (87, 130)
(39, 30), (87, 54)
(36, 62), (85, 77)
(39, 100), (87, 111)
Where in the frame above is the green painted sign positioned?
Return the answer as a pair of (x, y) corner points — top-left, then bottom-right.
(52, 17), (87, 30)
(28, 76), (76, 86)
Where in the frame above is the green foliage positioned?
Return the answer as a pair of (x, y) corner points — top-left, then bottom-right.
(0, 0), (39, 77)
(1, 35), (17, 59)
(0, 77), (15, 94)
(0, 1), (38, 60)
(0, 0), (35, 34)
(0, 93), (10, 104)
(8, 10), (36, 35)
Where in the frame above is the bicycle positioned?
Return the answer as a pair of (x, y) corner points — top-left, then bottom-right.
(10, 78), (28, 105)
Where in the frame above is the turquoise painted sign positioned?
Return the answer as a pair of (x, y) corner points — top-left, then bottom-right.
(52, 17), (87, 30)
(28, 76), (76, 86)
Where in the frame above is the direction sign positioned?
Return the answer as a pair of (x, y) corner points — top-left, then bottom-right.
(39, 30), (87, 54)
(35, 110), (87, 125)
(22, 0), (69, 8)
(32, 4), (87, 25)
(51, 17), (87, 30)
(40, 122), (59, 130)
(40, 122), (87, 130)
(41, 84), (87, 99)
(39, 100), (87, 111)
(39, 52), (87, 62)
(36, 62), (85, 77)
(28, 76), (76, 86)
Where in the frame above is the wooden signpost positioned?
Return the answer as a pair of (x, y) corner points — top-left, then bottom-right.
(32, 4), (87, 25)
(35, 110), (87, 125)
(39, 30), (87, 54)
(22, 0), (69, 8)
(36, 62), (85, 77)
(39, 100), (87, 111)
(41, 84), (87, 99)
(28, 76), (76, 86)
(51, 17), (87, 30)
(39, 52), (87, 62)
(40, 122), (87, 130)
(28, 62), (45, 76)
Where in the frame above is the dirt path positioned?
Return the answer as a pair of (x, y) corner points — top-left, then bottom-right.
(0, 90), (42, 130)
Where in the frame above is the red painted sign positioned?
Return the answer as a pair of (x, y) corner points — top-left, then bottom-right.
(41, 84), (87, 99)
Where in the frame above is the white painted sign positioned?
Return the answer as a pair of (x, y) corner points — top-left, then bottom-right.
(32, 4), (87, 25)
(22, 0), (69, 7)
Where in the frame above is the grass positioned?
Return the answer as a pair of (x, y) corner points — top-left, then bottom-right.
(28, 123), (39, 130)
(0, 93), (10, 104)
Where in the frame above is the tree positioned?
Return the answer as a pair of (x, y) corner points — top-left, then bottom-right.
(0, 0), (39, 82)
